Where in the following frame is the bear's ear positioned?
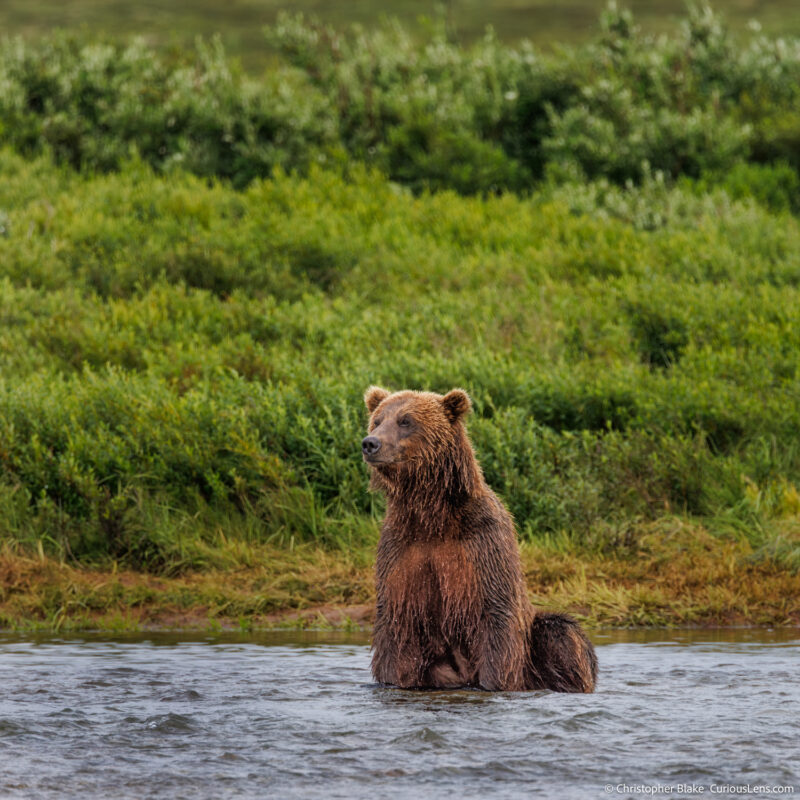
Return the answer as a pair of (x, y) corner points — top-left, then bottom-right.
(442, 389), (471, 423)
(364, 386), (390, 413)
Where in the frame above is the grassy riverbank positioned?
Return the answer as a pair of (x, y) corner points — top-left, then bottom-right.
(3, 518), (799, 631)
(2, 7), (800, 630)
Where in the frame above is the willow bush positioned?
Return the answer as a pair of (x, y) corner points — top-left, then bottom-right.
(1, 5), (800, 194)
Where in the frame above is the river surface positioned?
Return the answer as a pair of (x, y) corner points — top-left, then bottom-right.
(0, 628), (798, 799)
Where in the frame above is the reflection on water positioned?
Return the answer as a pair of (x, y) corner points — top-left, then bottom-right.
(0, 629), (798, 799)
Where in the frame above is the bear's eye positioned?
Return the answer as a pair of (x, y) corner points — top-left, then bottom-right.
(398, 416), (412, 428)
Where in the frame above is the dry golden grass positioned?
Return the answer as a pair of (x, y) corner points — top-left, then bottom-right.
(523, 519), (800, 627)
(2, 519), (798, 632)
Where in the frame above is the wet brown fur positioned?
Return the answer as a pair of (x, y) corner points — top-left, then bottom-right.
(364, 386), (597, 693)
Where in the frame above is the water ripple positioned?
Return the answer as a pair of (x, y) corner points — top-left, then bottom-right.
(143, 713), (197, 733)
(0, 629), (797, 799)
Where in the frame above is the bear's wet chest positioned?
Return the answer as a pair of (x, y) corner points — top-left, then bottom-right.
(383, 539), (481, 625)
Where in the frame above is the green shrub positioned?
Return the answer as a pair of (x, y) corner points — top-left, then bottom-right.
(626, 302), (689, 369)
(3, 6), (800, 195)
(2, 149), (800, 569)
(694, 162), (800, 214)
(0, 34), (337, 187)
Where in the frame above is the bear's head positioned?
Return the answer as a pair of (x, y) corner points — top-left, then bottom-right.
(361, 386), (472, 470)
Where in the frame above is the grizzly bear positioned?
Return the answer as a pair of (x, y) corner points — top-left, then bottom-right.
(362, 386), (597, 693)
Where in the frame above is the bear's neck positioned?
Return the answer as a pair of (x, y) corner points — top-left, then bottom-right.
(373, 434), (484, 541)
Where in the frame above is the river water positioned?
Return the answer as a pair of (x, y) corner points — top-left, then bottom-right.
(0, 628), (797, 799)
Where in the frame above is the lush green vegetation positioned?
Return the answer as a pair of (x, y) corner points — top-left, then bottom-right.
(2, 148), (799, 571)
(3, 7), (800, 193)
(4, 0), (800, 72)
(1, 6), (800, 627)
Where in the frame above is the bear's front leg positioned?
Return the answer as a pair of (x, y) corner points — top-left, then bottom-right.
(372, 646), (424, 688)
(371, 608), (427, 688)
(466, 536), (529, 691)
(475, 615), (527, 691)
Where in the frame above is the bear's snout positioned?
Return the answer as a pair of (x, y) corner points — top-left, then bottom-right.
(362, 436), (382, 458)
